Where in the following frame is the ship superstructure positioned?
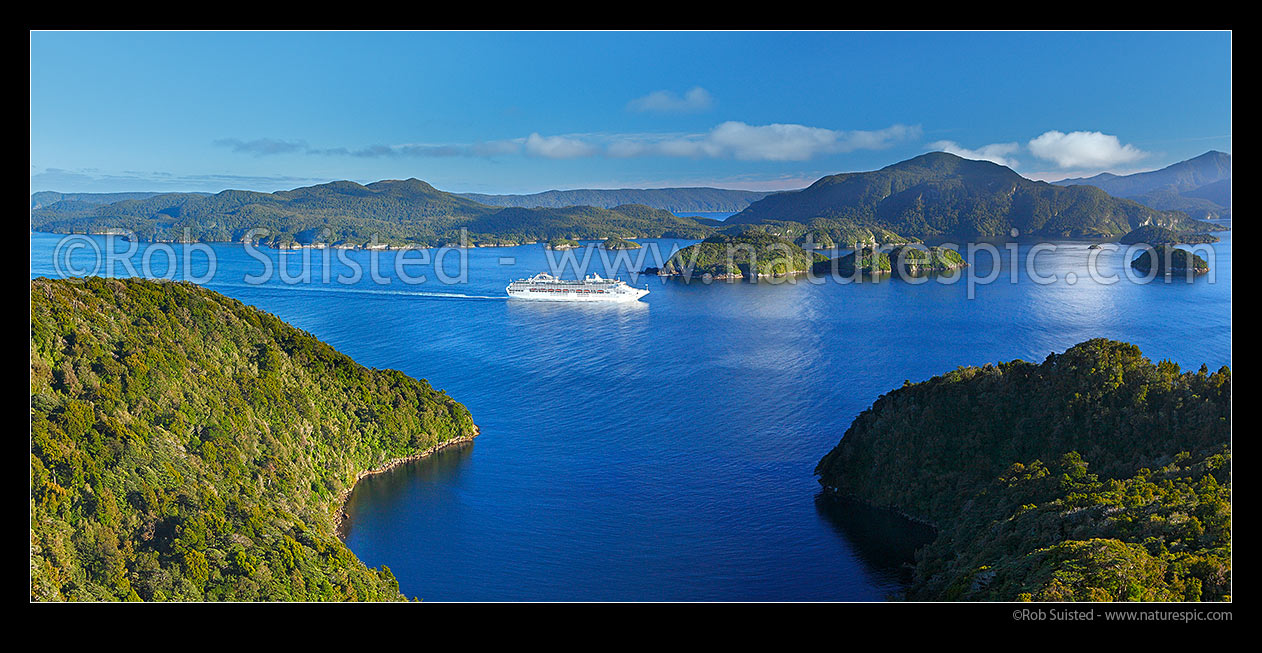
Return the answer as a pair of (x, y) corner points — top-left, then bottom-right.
(506, 273), (649, 302)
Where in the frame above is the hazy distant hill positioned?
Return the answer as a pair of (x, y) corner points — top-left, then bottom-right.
(1054, 151), (1231, 220)
(30, 179), (715, 247)
(457, 187), (773, 212)
(727, 152), (1212, 239)
(30, 191), (209, 210)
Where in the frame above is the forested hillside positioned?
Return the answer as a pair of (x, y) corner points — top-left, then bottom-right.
(30, 179), (715, 247)
(816, 339), (1231, 601)
(729, 152), (1217, 239)
(30, 277), (477, 601)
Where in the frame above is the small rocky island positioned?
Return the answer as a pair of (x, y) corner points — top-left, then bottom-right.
(546, 237), (581, 250)
(1131, 245), (1210, 275)
(600, 236), (642, 250)
(888, 245), (967, 276)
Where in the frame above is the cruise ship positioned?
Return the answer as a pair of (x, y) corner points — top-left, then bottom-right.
(506, 272), (649, 302)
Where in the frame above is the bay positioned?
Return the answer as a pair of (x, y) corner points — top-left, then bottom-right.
(29, 230), (1231, 601)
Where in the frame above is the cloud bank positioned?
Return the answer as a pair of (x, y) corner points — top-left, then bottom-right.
(212, 138), (308, 156)
(606, 122), (921, 161)
(929, 131), (1148, 174)
(523, 133), (600, 159)
(216, 122), (920, 163)
(627, 87), (715, 113)
(211, 127), (1148, 180)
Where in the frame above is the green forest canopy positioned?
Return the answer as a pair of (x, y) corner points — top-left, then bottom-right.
(30, 277), (477, 601)
(728, 152), (1221, 239)
(30, 179), (715, 248)
(816, 339), (1230, 601)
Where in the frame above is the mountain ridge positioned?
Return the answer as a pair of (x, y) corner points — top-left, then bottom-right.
(457, 187), (775, 212)
(32, 185), (776, 214)
(30, 178), (716, 247)
(1053, 150), (1231, 220)
(727, 152), (1211, 239)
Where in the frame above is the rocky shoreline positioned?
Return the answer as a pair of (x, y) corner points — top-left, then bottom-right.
(334, 428), (479, 538)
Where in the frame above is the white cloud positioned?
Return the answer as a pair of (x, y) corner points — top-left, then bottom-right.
(928, 140), (1020, 167)
(522, 133), (599, 159)
(1027, 130), (1147, 169)
(213, 138), (308, 156)
(248, 121), (920, 163)
(627, 87), (715, 113)
(609, 122), (921, 161)
(470, 139), (524, 157)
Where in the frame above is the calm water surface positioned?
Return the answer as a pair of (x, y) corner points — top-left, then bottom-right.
(30, 230), (1231, 601)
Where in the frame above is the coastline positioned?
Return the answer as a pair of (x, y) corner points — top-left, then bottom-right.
(334, 428), (479, 538)
(30, 230), (673, 251)
(818, 485), (940, 530)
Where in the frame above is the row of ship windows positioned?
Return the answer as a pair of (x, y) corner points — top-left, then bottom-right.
(526, 288), (608, 293)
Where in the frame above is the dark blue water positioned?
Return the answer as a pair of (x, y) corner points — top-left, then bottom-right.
(30, 231), (1231, 601)
(672, 211), (738, 221)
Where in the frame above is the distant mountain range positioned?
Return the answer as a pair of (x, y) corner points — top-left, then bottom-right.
(457, 187), (773, 212)
(31, 152), (1224, 247)
(29, 179), (713, 247)
(1054, 150), (1231, 220)
(727, 152), (1215, 239)
(30, 190), (209, 210)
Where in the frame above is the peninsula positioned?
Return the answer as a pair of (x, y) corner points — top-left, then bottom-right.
(30, 277), (477, 601)
(816, 339), (1230, 601)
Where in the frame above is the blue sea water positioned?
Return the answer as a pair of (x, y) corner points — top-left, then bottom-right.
(29, 230), (1231, 601)
(671, 211), (738, 221)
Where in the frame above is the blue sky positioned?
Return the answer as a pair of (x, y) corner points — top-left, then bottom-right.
(30, 31), (1231, 195)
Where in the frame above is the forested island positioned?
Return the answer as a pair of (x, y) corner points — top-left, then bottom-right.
(816, 339), (1230, 601)
(30, 277), (477, 601)
(652, 232), (827, 279)
(888, 245), (966, 276)
(600, 236), (641, 250)
(1131, 246), (1211, 276)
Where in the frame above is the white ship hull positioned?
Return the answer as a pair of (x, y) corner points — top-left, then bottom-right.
(507, 287), (649, 302)
(506, 273), (649, 302)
